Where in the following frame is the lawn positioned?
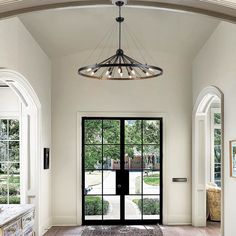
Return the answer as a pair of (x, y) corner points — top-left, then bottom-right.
(143, 174), (160, 186)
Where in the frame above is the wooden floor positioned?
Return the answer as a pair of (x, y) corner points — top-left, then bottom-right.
(44, 222), (220, 236)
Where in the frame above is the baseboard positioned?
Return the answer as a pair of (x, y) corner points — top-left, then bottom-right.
(41, 217), (53, 235)
(164, 214), (192, 226)
(52, 216), (77, 226)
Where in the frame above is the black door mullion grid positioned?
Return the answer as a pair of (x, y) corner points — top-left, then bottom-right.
(82, 117), (163, 225)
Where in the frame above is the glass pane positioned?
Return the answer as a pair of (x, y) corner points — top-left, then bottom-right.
(9, 141), (19, 162)
(103, 145), (120, 170)
(0, 184), (7, 204)
(0, 141), (7, 162)
(84, 120), (102, 144)
(103, 196), (120, 220)
(103, 120), (120, 144)
(0, 163), (8, 185)
(143, 145), (160, 170)
(85, 170), (102, 195)
(103, 171), (116, 194)
(9, 183), (20, 197)
(214, 113), (221, 125)
(85, 196), (102, 220)
(142, 196), (160, 219)
(85, 145), (102, 169)
(9, 120), (19, 140)
(143, 120), (160, 144)
(9, 163), (20, 175)
(143, 170), (160, 194)
(0, 120), (8, 140)
(214, 129), (221, 145)
(9, 195), (20, 204)
(129, 171), (142, 194)
(125, 120), (142, 144)
(214, 146), (221, 163)
(125, 145), (142, 169)
(125, 195), (142, 219)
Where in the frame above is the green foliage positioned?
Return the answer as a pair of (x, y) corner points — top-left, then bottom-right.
(0, 196), (20, 204)
(125, 145), (141, 159)
(214, 113), (221, 125)
(214, 146), (221, 163)
(125, 120), (142, 144)
(133, 198), (160, 215)
(214, 129), (221, 145)
(84, 119), (160, 169)
(0, 184), (20, 196)
(85, 196), (109, 215)
(103, 145), (120, 168)
(103, 120), (120, 144)
(144, 175), (160, 186)
(85, 120), (102, 144)
(143, 120), (160, 144)
(0, 119), (19, 140)
(85, 145), (102, 169)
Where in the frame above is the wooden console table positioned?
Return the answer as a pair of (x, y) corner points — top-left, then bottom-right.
(0, 204), (35, 236)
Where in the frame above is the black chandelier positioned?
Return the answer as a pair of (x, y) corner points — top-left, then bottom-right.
(78, 0), (163, 80)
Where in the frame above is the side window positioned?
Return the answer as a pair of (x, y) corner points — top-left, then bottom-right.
(0, 119), (20, 204)
(211, 110), (221, 187)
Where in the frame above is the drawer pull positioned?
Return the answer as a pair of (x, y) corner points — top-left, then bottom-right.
(7, 226), (17, 232)
(24, 217), (32, 222)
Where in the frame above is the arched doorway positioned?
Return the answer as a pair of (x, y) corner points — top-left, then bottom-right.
(192, 86), (224, 235)
(0, 69), (42, 235)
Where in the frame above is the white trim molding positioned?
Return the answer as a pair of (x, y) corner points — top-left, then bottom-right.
(0, 69), (42, 236)
(76, 111), (168, 225)
(192, 86), (224, 235)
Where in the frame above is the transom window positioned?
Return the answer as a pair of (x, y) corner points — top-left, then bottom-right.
(0, 119), (20, 204)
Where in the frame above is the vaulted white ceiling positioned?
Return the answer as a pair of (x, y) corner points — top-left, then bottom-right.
(1, 0), (236, 22)
(19, 6), (219, 59)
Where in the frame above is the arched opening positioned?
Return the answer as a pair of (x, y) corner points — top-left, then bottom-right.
(0, 69), (42, 235)
(192, 86), (224, 235)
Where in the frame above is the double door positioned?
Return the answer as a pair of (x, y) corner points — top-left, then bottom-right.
(82, 117), (162, 224)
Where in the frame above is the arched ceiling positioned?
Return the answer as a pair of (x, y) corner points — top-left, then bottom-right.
(1, 0), (236, 22)
(19, 6), (219, 58)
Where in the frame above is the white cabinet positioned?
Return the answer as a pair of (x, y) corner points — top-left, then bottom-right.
(0, 205), (35, 236)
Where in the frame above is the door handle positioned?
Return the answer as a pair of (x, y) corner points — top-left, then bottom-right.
(117, 184), (122, 189)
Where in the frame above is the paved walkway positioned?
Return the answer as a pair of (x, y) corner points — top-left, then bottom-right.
(86, 171), (160, 219)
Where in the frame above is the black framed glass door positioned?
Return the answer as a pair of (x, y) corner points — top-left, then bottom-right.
(82, 117), (162, 225)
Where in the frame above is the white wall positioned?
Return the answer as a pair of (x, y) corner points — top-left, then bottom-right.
(193, 21), (236, 236)
(52, 50), (192, 225)
(0, 17), (52, 235)
(0, 87), (20, 114)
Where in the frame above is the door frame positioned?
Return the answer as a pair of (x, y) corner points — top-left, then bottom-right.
(192, 86), (224, 235)
(77, 112), (167, 225)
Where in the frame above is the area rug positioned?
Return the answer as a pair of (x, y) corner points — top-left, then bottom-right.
(81, 225), (163, 236)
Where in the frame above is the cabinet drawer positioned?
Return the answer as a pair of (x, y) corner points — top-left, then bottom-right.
(3, 220), (21, 236)
(23, 228), (34, 236)
(22, 212), (34, 229)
